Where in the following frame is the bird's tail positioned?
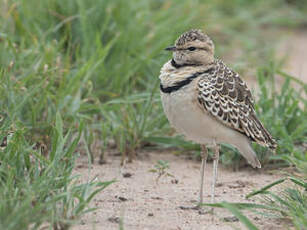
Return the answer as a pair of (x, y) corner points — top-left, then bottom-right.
(236, 142), (261, 168)
(250, 113), (277, 151)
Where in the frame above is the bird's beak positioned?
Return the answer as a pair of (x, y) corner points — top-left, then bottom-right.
(165, 46), (176, 51)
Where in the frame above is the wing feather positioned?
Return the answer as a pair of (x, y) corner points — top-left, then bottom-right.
(197, 60), (277, 150)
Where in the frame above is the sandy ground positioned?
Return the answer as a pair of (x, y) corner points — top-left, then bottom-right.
(72, 151), (287, 230)
(70, 31), (307, 230)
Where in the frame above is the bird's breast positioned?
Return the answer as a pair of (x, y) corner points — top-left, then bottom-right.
(160, 80), (215, 144)
(160, 77), (245, 146)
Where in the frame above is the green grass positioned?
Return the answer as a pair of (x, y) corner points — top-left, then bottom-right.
(202, 174), (307, 230)
(1, 0), (307, 229)
(0, 112), (113, 229)
(202, 149), (307, 230)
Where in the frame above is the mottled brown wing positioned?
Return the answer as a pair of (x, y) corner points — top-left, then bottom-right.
(197, 60), (277, 150)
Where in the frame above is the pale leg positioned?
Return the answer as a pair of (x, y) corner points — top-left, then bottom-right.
(179, 145), (208, 212)
(198, 145), (208, 205)
(211, 144), (220, 204)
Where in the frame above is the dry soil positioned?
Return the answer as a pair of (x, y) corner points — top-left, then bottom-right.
(72, 151), (287, 230)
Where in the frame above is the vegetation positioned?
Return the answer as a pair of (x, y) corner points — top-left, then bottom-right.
(0, 0), (306, 229)
(149, 160), (174, 183)
(203, 158), (306, 230)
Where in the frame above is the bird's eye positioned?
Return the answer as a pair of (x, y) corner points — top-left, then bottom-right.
(188, 47), (196, 51)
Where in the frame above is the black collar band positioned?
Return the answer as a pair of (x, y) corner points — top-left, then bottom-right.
(160, 67), (214, 94)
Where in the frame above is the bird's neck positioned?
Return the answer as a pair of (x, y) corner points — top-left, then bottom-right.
(159, 59), (215, 89)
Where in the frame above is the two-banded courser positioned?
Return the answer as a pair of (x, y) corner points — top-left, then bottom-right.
(159, 29), (277, 212)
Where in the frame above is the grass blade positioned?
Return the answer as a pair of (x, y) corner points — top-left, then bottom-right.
(220, 202), (259, 230)
(246, 178), (287, 199)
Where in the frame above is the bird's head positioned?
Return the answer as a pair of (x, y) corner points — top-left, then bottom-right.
(165, 29), (215, 66)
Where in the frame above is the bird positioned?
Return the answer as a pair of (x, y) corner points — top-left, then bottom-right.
(159, 29), (277, 211)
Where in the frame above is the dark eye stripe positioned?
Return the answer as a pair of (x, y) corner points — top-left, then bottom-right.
(188, 47), (196, 51)
(176, 47), (209, 51)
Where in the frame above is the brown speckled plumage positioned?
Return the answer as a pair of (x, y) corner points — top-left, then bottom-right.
(197, 59), (277, 150)
(175, 29), (214, 49)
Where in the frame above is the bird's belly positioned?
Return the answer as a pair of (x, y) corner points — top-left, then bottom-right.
(161, 87), (227, 145)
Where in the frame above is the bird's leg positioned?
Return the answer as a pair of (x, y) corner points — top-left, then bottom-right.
(179, 145), (208, 214)
(198, 145), (208, 206)
(210, 144), (220, 213)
